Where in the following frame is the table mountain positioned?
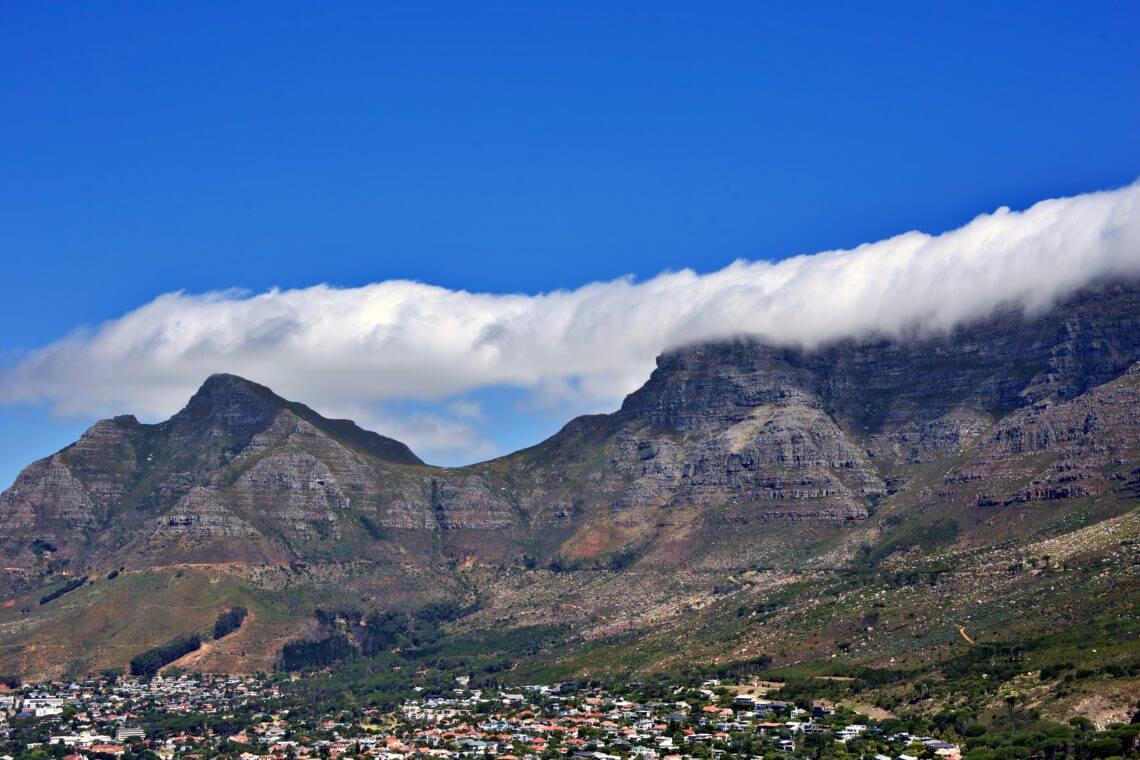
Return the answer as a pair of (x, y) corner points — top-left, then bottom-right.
(0, 281), (1137, 688)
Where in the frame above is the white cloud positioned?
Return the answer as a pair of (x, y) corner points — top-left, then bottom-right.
(2, 181), (1139, 460)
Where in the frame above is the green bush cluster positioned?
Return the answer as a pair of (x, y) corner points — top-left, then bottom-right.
(38, 576), (88, 605)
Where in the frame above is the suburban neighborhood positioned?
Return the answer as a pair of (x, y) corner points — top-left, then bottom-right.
(0, 671), (1025, 759)
(0, 674), (980, 756)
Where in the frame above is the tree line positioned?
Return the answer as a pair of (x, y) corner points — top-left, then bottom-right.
(130, 634), (201, 678)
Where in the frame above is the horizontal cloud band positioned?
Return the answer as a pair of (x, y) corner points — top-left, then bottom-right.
(3, 182), (1139, 447)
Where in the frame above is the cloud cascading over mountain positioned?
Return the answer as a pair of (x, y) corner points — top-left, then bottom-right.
(2, 181), (1139, 460)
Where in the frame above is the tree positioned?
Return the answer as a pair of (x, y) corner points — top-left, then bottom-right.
(213, 607), (249, 639)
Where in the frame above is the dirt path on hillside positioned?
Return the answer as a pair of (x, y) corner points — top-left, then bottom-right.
(162, 611), (256, 673)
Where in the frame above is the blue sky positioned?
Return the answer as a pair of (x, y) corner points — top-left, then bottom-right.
(2, 2), (1139, 487)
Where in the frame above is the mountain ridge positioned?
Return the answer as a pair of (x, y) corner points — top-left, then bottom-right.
(0, 281), (1136, 696)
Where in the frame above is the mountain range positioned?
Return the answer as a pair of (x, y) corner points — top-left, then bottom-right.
(0, 280), (1137, 721)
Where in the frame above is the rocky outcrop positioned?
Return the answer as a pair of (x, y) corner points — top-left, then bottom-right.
(959, 360), (1140, 507)
(603, 399), (881, 519)
(155, 487), (259, 538)
(0, 457), (94, 534)
(230, 449), (348, 538)
(429, 475), (517, 529)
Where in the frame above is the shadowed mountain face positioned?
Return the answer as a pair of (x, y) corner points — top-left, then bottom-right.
(0, 282), (1138, 679)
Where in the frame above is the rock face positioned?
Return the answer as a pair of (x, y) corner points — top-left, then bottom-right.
(0, 374), (424, 568)
(483, 282), (1140, 540)
(157, 487), (259, 538)
(0, 281), (1138, 676)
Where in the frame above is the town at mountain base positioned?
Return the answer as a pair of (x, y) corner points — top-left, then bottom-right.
(2, 673), (1138, 758)
(0, 281), (1136, 727)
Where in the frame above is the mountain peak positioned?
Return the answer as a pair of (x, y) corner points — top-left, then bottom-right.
(194, 372), (275, 398)
(177, 373), (284, 430)
(179, 373), (424, 466)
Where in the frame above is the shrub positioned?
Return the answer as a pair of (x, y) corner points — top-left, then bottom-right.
(29, 539), (57, 557)
(609, 548), (640, 571)
(359, 514), (388, 540)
